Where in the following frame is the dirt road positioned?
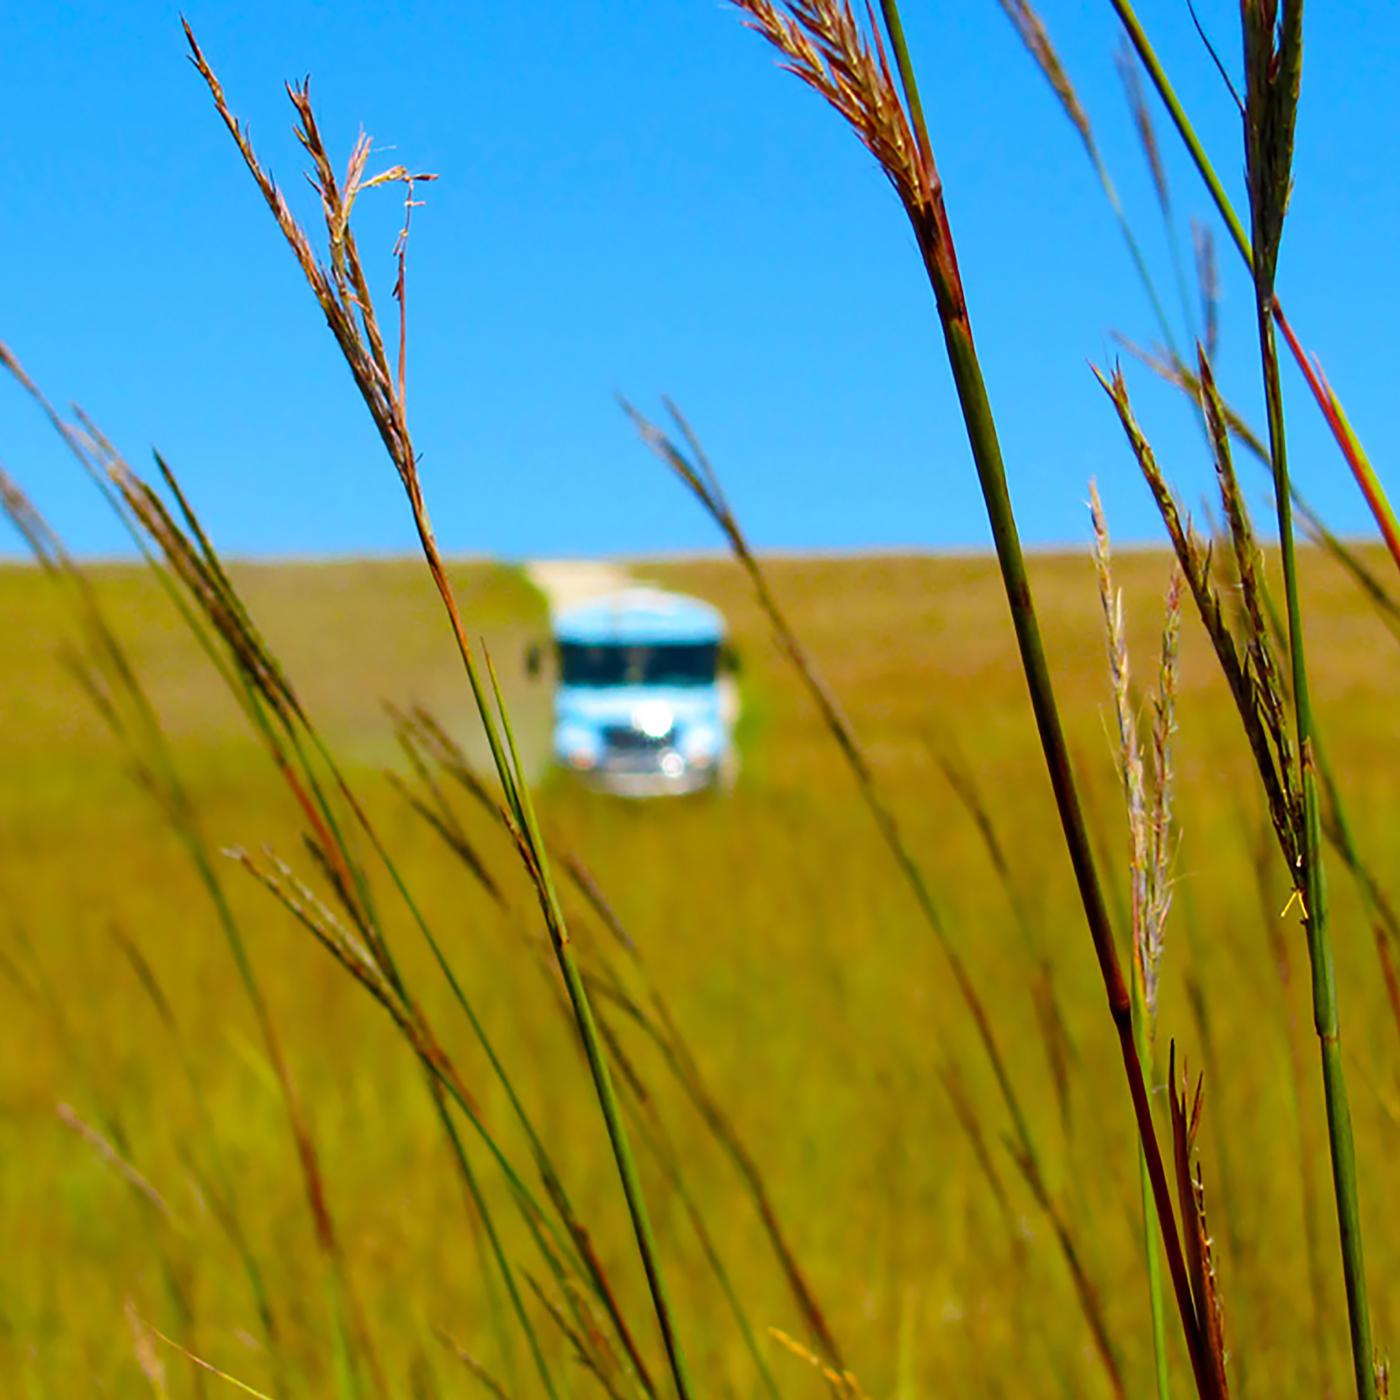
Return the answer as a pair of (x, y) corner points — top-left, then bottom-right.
(523, 559), (638, 616)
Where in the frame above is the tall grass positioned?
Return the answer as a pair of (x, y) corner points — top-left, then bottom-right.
(181, 25), (696, 1394)
(2, 3), (1397, 1396)
(726, 2), (1216, 1391)
(0, 443), (380, 1395)
(1091, 486), (1182, 1400)
(624, 398), (1127, 1393)
(1106, 0), (1400, 576)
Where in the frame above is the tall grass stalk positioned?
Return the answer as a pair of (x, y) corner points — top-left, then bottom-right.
(726, 5), (1214, 1389)
(182, 29), (693, 1393)
(4, 351), (604, 1394)
(1239, 506), (1400, 1056)
(1098, 346), (1377, 1396)
(627, 399), (1122, 1392)
(0, 454), (381, 1396)
(1247, 825), (1333, 1393)
(394, 708), (806, 1391)
(1106, 0), (1400, 577)
(1241, 7), (1374, 1389)
(995, 0), (1179, 359)
(1118, 340), (1400, 1051)
(1092, 486), (1182, 1400)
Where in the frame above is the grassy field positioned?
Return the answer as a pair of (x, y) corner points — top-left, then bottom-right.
(3, 542), (1397, 1396)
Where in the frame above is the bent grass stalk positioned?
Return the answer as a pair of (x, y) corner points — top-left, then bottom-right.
(0, 461), (381, 1396)
(1115, 36), (1197, 346)
(627, 398), (1122, 1393)
(995, 0), (1179, 359)
(3, 358), (592, 1394)
(142, 1322), (276, 1400)
(387, 722), (787, 1397)
(1006, 0), (1400, 574)
(183, 29), (693, 1394)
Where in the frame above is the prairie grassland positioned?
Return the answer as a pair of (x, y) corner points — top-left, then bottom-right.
(2, 541), (1396, 1396)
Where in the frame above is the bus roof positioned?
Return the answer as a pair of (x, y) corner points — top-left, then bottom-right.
(552, 588), (725, 646)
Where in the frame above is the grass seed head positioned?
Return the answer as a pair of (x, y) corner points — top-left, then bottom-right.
(999, 0), (1097, 162)
(1116, 38), (1170, 217)
(1241, 0), (1303, 287)
(731, 0), (966, 317)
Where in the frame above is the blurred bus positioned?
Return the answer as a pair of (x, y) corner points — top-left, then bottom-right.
(548, 588), (736, 795)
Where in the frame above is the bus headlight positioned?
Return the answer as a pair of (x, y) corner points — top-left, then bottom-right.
(632, 700), (675, 740)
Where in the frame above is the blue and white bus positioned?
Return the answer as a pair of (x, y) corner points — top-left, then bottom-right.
(549, 588), (736, 795)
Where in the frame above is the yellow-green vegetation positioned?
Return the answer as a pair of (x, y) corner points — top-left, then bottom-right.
(3, 541), (1397, 1396)
(5, 2), (1398, 1395)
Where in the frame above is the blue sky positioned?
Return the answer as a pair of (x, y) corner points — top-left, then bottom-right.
(2, 2), (1397, 559)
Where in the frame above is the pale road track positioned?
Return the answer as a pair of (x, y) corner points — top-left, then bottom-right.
(523, 559), (640, 615)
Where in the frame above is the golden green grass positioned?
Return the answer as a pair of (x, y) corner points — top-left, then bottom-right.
(2, 543), (1397, 1396)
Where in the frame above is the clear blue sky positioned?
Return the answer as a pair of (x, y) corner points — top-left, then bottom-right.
(3, 2), (1397, 559)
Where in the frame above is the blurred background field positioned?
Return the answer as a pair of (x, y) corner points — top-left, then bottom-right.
(3, 541), (1397, 1396)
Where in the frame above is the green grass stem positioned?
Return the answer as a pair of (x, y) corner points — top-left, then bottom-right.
(484, 651), (694, 1397)
(1255, 302), (1375, 1398)
(1240, 9), (1376, 1371)
(1133, 982), (1173, 1400)
(867, 2), (1214, 1383)
(936, 300), (1212, 1395)
(630, 396), (1121, 1389)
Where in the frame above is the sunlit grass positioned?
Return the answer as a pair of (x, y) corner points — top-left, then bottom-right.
(3, 544), (1397, 1394)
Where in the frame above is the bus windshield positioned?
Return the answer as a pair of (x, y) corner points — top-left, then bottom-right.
(558, 641), (718, 688)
